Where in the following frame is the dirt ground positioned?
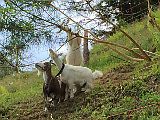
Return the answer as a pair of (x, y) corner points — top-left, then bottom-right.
(3, 63), (160, 120)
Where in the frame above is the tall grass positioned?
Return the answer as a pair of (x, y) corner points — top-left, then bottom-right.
(0, 65), (59, 117)
(89, 18), (154, 72)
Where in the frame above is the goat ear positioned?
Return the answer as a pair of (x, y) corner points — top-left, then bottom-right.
(51, 62), (56, 66)
(68, 39), (72, 46)
(67, 33), (72, 46)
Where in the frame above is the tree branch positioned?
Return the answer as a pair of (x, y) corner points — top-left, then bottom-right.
(9, 1), (147, 62)
(49, 2), (145, 61)
(85, 0), (151, 61)
(147, 0), (160, 32)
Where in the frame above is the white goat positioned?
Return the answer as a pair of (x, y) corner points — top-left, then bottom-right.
(49, 49), (103, 100)
(65, 26), (83, 66)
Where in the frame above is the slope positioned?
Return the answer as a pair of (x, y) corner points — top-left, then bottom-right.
(0, 16), (160, 119)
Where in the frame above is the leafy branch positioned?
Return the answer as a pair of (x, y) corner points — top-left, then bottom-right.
(48, 1), (150, 61)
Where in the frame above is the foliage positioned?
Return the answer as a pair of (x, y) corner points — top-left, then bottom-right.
(0, 0), (63, 77)
(147, 9), (160, 52)
(119, 0), (159, 23)
(0, 2), (160, 120)
(0, 71), (41, 117)
(0, 0), (156, 78)
(0, 26), (160, 120)
(89, 18), (154, 72)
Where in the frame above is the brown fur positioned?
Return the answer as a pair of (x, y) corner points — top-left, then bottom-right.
(35, 61), (66, 111)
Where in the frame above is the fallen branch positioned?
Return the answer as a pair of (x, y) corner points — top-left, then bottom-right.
(10, 1), (148, 62)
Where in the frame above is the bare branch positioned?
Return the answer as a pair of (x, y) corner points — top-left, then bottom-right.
(147, 0), (160, 32)
(9, 1), (147, 62)
(49, 2), (144, 61)
(85, 0), (151, 61)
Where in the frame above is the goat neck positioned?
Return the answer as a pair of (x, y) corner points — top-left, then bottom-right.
(72, 37), (79, 47)
(49, 49), (63, 71)
(52, 56), (63, 72)
(43, 67), (52, 84)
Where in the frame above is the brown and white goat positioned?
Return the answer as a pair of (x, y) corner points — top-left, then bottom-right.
(35, 60), (66, 111)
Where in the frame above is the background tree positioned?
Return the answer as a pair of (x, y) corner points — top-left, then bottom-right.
(0, 0), (63, 77)
(119, 0), (159, 23)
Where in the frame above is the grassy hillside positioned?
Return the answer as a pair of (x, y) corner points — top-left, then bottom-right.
(0, 15), (160, 119)
(89, 18), (155, 71)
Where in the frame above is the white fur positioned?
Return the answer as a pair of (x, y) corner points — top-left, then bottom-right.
(49, 49), (103, 99)
(93, 70), (103, 79)
(43, 72), (48, 84)
(36, 62), (46, 76)
(65, 26), (83, 66)
(58, 80), (62, 88)
(37, 70), (41, 76)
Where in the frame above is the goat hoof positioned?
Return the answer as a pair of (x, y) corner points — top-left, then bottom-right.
(48, 98), (52, 102)
(51, 103), (55, 107)
(64, 98), (68, 101)
(70, 95), (74, 98)
(85, 89), (91, 93)
(45, 107), (48, 112)
(81, 88), (86, 91)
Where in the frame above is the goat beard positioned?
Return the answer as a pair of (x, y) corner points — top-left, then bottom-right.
(37, 70), (41, 76)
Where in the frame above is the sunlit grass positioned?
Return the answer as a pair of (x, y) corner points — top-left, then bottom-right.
(1, 16), (160, 119)
(0, 65), (59, 116)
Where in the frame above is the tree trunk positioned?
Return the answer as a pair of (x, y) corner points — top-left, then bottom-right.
(83, 30), (89, 67)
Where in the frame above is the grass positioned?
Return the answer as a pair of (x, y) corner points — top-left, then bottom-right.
(0, 15), (160, 119)
(0, 65), (59, 118)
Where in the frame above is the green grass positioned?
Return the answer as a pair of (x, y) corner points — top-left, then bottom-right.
(0, 14), (160, 119)
(0, 65), (59, 118)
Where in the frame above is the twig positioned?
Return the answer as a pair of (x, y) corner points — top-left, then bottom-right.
(10, 1), (146, 62)
(85, 0), (151, 61)
(132, 48), (160, 56)
(101, 102), (159, 119)
(147, 0), (160, 32)
(48, 2), (144, 62)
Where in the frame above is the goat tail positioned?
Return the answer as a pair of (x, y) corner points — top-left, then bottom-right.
(93, 70), (103, 79)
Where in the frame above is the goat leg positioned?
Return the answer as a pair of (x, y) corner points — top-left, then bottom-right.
(64, 86), (69, 101)
(84, 84), (91, 93)
(69, 85), (74, 98)
(50, 94), (55, 106)
(58, 98), (61, 104)
(44, 94), (48, 112)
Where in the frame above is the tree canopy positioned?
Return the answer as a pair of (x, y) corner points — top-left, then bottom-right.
(0, 0), (118, 76)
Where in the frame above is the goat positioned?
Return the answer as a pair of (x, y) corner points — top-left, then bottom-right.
(35, 60), (66, 111)
(49, 49), (103, 100)
(65, 26), (83, 66)
(65, 26), (84, 94)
